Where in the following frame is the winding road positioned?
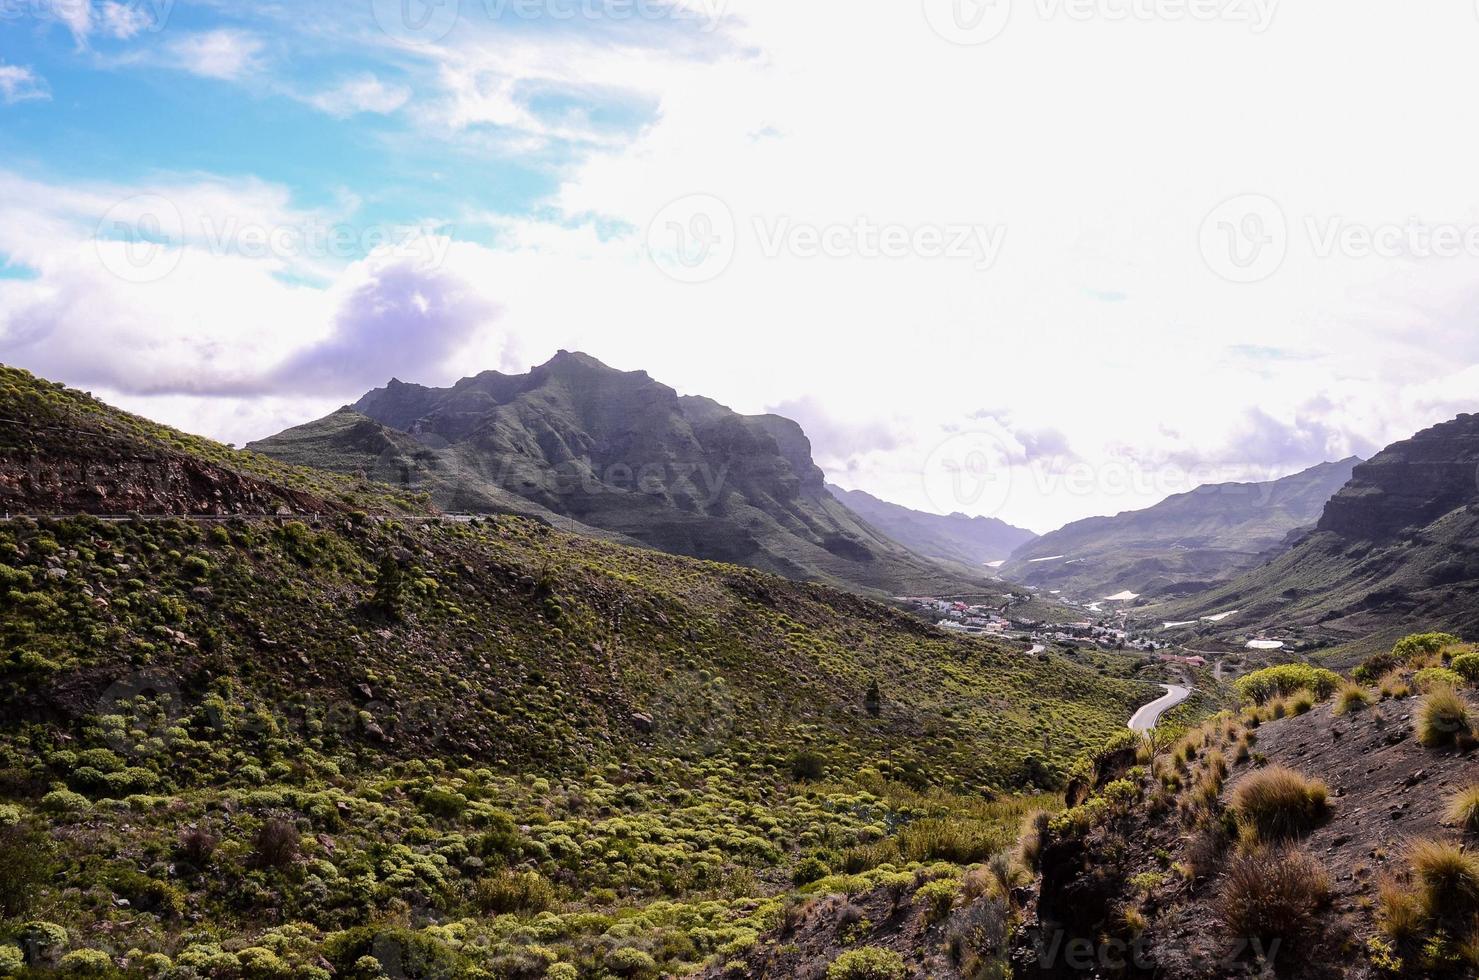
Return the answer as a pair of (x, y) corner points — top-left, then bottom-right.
(1127, 683), (1192, 732)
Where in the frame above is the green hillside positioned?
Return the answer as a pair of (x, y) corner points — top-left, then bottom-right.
(1001, 458), (1360, 601)
(0, 365), (1152, 977)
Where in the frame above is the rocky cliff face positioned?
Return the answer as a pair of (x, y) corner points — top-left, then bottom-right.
(253, 352), (983, 595)
(0, 455), (337, 515)
(1317, 413), (1479, 539)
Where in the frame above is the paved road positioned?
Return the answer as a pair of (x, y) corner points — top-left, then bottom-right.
(1128, 683), (1192, 732)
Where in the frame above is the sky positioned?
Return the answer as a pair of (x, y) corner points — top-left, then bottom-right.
(3, 0), (1479, 534)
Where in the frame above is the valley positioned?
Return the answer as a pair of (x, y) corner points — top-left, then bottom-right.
(0, 363), (1476, 979)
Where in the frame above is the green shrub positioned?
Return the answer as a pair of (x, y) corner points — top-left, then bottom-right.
(108, 868), (186, 918)
(915, 878), (958, 924)
(1395, 633), (1461, 660)
(57, 949), (113, 975)
(606, 947), (658, 977)
(470, 870), (556, 915)
(792, 857), (830, 886)
(419, 789), (467, 820)
(323, 926), (468, 978)
(1452, 652), (1479, 684)
(1359, 633), (1463, 682)
(1414, 667), (1465, 692)
(827, 947), (906, 980)
(18, 922), (68, 964)
(39, 789), (89, 814)
(0, 823), (53, 918)
(0, 946), (22, 976)
(789, 750), (828, 781)
(1230, 766), (1329, 843)
(1417, 687), (1472, 747)
(1235, 665), (1341, 705)
(897, 818), (1010, 865)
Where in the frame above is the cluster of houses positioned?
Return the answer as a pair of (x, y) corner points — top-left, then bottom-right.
(897, 597), (1016, 635)
(1036, 620), (1165, 652)
(897, 595), (1167, 653)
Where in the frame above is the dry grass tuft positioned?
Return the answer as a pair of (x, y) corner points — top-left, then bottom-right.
(1218, 847), (1331, 948)
(1230, 765), (1329, 844)
(1417, 686), (1473, 747)
(1408, 838), (1479, 919)
(1333, 680), (1372, 716)
(1447, 784), (1479, 834)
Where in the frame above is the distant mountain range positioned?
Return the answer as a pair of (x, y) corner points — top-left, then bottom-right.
(249, 351), (990, 596)
(1152, 413), (1479, 655)
(827, 484), (1037, 566)
(1000, 458), (1362, 600)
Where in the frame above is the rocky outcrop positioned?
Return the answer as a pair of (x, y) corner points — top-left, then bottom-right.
(0, 454), (339, 515)
(1317, 414), (1479, 539)
(252, 351), (986, 595)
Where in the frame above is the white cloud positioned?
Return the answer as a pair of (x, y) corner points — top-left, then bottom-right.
(98, 1), (154, 39)
(302, 74), (412, 117)
(10, 1), (1479, 531)
(31, 0), (161, 43)
(0, 65), (51, 105)
(165, 30), (265, 80)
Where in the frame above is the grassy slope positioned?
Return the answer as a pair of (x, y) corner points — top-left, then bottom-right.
(0, 368), (1153, 977)
(0, 366), (420, 516)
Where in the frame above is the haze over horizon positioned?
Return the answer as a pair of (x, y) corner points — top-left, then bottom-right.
(4, 0), (1479, 531)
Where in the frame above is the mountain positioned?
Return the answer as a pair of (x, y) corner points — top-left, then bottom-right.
(1151, 414), (1479, 655)
(999, 458), (1361, 601)
(827, 484), (1038, 567)
(250, 351), (986, 596)
(0, 363), (1155, 976)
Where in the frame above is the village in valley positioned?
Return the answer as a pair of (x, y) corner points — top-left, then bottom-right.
(894, 593), (1175, 655)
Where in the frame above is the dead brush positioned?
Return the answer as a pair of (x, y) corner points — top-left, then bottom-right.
(1217, 847), (1331, 950)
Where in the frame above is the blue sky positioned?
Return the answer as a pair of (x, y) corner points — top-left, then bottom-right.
(3, 0), (1479, 532)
